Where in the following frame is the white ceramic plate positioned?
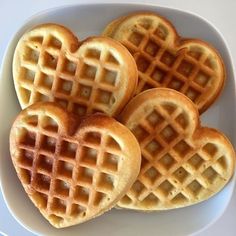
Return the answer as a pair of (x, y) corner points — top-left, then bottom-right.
(0, 3), (235, 236)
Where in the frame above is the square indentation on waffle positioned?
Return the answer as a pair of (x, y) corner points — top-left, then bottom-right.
(17, 149), (34, 167)
(173, 167), (190, 183)
(139, 18), (153, 30)
(19, 129), (36, 148)
(95, 89), (113, 105)
(160, 51), (176, 66)
(175, 112), (189, 130)
(38, 72), (54, 90)
(158, 153), (177, 171)
(141, 193), (159, 207)
(97, 172), (114, 191)
(128, 31), (145, 47)
(34, 173), (51, 192)
(77, 166), (94, 185)
(20, 67), (36, 83)
(150, 67), (167, 83)
(194, 70), (211, 87)
(185, 87), (201, 102)
(61, 57), (77, 76)
(146, 110), (165, 128)
(144, 39), (160, 57)
(143, 166), (161, 184)
(70, 204), (87, 217)
(77, 83), (92, 100)
(102, 152), (119, 172)
(55, 77), (73, 95)
(24, 45), (40, 64)
(130, 180), (146, 197)
(136, 55), (151, 73)
(80, 146), (98, 166)
(204, 56), (216, 70)
(106, 135), (121, 152)
(60, 140), (78, 160)
(154, 24), (169, 40)
(131, 125), (149, 142)
(18, 168), (32, 185)
(47, 36), (62, 49)
(158, 180), (174, 195)
(160, 125), (178, 143)
(202, 167), (219, 184)
(38, 154), (53, 173)
(23, 114), (38, 127)
(93, 192), (107, 206)
(177, 60), (194, 77)
(85, 48), (101, 60)
(34, 92), (50, 102)
(42, 51), (58, 70)
(144, 139), (163, 157)
(54, 179), (70, 197)
(188, 153), (204, 170)
(167, 76), (185, 90)
(202, 143), (218, 157)
(40, 115), (58, 132)
(101, 68), (118, 86)
(161, 103), (177, 115)
(80, 63), (97, 80)
(187, 180), (203, 196)
(57, 160), (73, 179)
(106, 52), (120, 65)
(74, 185), (90, 204)
(40, 135), (57, 153)
(84, 131), (101, 145)
(173, 140), (193, 157)
(51, 197), (67, 214)
(187, 47), (203, 60)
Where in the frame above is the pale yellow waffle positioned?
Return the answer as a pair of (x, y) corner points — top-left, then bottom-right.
(13, 24), (138, 117)
(103, 12), (225, 113)
(10, 102), (141, 228)
(118, 88), (235, 210)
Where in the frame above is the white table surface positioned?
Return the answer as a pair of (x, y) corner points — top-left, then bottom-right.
(1, 0), (236, 235)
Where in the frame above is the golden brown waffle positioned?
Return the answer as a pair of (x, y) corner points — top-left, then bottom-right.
(103, 12), (225, 113)
(13, 24), (138, 117)
(10, 102), (141, 228)
(118, 88), (235, 210)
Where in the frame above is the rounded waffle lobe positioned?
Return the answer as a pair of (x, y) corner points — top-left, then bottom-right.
(10, 102), (141, 228)
(103, 12), (225, 113)
(13, 23), (138, 117)
(118, 88), (235, 210)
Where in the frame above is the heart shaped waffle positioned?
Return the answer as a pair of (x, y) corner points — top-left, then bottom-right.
(10, 102), (141, 227)
(13, 24), (138, 116)
(118, 88), (235, 210)
(103, 12), (225, 113)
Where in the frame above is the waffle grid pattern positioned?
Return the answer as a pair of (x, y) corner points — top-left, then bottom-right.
(16, 113), (121, 223)
(120, 103), (226, 207)
(122, 19), (217, 102)
(19, 34), (121, 115)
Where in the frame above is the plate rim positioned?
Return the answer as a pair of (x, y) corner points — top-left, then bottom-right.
(0, 2), (235, 236)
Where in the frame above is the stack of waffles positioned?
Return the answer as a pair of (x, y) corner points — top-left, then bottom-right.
(9, 11), (235, 228)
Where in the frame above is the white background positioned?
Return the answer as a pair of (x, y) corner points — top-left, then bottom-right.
(0, 0), (236, 235)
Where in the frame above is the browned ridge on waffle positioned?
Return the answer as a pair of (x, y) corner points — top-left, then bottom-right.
(13, 24), (138, 117)
(103, 12), (225, 113)
(10, 102), (141, 227)
(118, 88), (235, 210)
